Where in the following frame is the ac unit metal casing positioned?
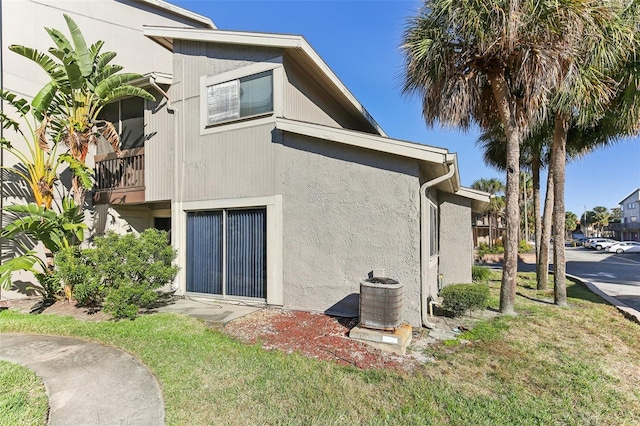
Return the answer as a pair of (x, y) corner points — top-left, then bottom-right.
(359, 278), (403, 331)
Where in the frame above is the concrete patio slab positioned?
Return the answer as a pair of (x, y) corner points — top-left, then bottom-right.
(155, 297), (263, 327)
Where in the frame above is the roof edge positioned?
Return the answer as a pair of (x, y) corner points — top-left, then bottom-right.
(135, 0), (215, 29)
(618, 188), (640, 205)
(275, 118), (449, 164)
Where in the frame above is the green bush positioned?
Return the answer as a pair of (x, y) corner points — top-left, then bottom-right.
(440, 283), (490, 317)
(54, 229), (178, 319)
(518, 240), (533, 253)
(472, 265), (491, 283)
(477, 243), (504, 258)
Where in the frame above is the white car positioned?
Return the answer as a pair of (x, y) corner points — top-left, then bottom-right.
(606, 241), (640, 254)
(585, 238), (618, 250)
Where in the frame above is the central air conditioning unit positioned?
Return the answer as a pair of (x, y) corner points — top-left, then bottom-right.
(359, 277), (403, 331)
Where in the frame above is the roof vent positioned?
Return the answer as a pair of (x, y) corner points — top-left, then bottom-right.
(359, 277), (403, 331)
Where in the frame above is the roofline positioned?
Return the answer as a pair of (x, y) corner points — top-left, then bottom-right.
(276, 117), (447, 163)
(129, 72), (173, 87)
(134, 0), (216, 29)
(455, 187), (491, 213)
(142, 26), (386, 137)
(618, 188), (640, 205)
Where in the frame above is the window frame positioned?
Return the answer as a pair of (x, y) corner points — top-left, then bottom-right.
(200, 59), (283, 135)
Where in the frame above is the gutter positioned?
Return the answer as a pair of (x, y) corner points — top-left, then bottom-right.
(419, 160), (456, 328)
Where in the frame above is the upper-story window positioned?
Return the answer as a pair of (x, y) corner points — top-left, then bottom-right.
(98, 97), (145, 152)
(628, 202), (636, 209)
(206, 71), (273, 125)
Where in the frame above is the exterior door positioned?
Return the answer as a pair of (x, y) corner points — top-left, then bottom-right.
(186, 208), (266, 299)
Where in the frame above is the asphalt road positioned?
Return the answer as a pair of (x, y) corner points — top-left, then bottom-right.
(565, 246), (640, 312)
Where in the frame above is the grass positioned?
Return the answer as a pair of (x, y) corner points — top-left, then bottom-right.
(1, 272), (639, 425)
(0, 360), (48, 426)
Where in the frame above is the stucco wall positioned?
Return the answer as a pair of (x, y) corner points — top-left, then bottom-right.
(438, 192), (473, 286)
(280, 133), (422, 326)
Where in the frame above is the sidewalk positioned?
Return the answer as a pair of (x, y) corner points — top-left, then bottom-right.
(0, 334), (164, 426)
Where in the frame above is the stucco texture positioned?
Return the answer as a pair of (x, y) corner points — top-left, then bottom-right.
(438, 193), (473, 286)
(280, 133), (422, 326)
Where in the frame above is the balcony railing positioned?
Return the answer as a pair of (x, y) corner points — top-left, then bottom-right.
(94, 148), (145, 204)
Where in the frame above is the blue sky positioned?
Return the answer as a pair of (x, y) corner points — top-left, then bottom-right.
(171, 0), (640, 213)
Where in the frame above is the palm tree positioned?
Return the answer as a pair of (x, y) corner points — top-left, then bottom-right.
(546, 1), (638, 306)
(401, 0), (602, 314)
(9, 14), (155, 207)
(471, 178), (505, 248)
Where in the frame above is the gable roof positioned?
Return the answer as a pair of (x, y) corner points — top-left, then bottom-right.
(142, 26), (386, 137)
(134, 0), (215, 29)
(619, 188), (640, 205)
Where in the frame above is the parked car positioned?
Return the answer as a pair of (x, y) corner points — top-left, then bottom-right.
(573, 237), (589, 246)
(585, 238), (618, 250)
(606, 241), (640, 254)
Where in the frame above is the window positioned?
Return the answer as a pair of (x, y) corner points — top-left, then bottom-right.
(97, 97), (145, 152)
(632, 216), (638, 223)
(206, 71), (273, 125)
(186, 208), (266, 299)
(430, 203), (438, 257)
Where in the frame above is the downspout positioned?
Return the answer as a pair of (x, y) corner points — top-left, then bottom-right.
(149, 76), (179, 292)
(420, 161), (455, 328)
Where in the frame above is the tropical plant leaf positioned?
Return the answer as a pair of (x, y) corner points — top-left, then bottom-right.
(59, 153), (94, 189)
(89, 40), (105, 62)
(0, 111), (22, 134)
(0, 252), (44, 291)
(91, 64), (123, 87)
(31, 81), (58, 120)
(8, 45), (66, 82)
(45, 27), (73, 55)
(103, 86), (156, 104)
(64, 14), (92, 78)
(0, 89), (31, 116)
(95, 74), (147, 98)
(96, 51), (117, 70)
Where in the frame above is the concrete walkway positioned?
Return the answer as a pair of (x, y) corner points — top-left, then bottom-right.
(0, 334), (164, 426)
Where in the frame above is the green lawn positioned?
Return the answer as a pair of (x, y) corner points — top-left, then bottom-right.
(0, 360), (48, 426)
(0, 273), (639, 425)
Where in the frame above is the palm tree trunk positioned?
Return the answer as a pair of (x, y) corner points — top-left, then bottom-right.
(537, 168), (554, 290)
(488, 73), (520, 315)
(532, 157), (541, 264)
(552, 114), (568, 306)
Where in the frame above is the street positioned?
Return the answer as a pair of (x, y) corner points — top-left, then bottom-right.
(565, 247), (640, 313)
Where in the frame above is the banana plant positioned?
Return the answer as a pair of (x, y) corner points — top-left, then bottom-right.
(0, 198), (87, 291)
(9, 14), (155, 206)
(0, 90), (93, 208)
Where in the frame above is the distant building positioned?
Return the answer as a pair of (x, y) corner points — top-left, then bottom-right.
(619, 189), (640, 241)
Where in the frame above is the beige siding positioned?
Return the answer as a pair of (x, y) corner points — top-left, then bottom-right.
(145, 88), (175, 202)
(283, 58), (373, 133)
(181, 108), (277, 201)
(280, 133), (422, 326)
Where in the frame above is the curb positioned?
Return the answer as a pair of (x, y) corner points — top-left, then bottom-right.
(566, 273), (640, 325)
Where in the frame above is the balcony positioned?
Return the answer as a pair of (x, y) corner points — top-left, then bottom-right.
(93, 148), (145, 205)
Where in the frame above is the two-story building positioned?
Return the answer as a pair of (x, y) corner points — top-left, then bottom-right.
(619, 189), (640, 241)
(2, 1), (490, 327)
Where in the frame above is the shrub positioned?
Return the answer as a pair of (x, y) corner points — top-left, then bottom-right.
(54, 229), (178, 319)
(477, 242), (504, 258)
(472, 265), (491, 283)
(518, 240), (533, 253)
(440, 283), (490, 317)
